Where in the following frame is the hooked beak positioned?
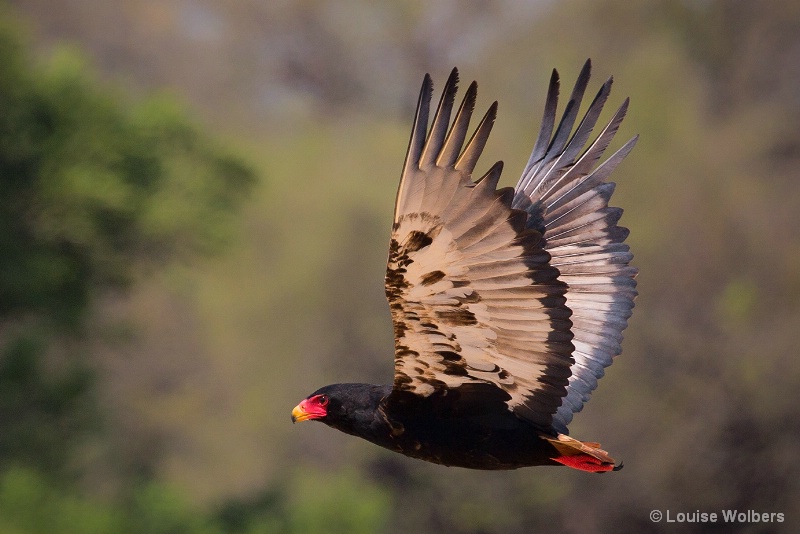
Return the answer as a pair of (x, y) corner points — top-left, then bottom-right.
(291, 400), (312, 423)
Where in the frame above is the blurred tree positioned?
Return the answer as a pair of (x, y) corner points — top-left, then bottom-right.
(0, 3), (255, 482)
(0, 466), (233, 534)
(213, 467), (391, 534)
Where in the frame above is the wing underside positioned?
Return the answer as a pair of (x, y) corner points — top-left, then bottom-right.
(513, 60), (638, 433)
(387, 69), (576, 429)
(386, 62), (637, 433)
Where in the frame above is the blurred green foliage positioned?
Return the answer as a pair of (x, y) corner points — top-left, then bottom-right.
(285, 469), (391, 534)
(2, 0), (800, 533)
(0, 5), (258, 533)
(0, 13), (253, 328)
(0, 332), (96, 474)
(0, 466), (391, 534)
(0, 467), (225, 534)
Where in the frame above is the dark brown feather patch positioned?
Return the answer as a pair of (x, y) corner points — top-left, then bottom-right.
(421, 271), (446, 286)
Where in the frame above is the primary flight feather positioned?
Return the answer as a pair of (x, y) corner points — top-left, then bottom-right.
(292, 60), (637, 472)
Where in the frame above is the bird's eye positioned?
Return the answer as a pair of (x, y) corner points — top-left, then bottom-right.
(317, 395), (329, 406)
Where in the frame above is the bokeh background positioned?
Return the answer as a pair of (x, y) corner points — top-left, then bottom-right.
(1, 1), (799, 532)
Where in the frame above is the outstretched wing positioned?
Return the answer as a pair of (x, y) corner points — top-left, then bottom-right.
(513, 60), (638, 434)
(385, 69), (576, 429)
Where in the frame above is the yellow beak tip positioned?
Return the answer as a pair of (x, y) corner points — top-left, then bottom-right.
(291, 404), (310, 423)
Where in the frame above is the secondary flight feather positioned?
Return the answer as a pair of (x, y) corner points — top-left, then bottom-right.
(292, 60), (637, 472)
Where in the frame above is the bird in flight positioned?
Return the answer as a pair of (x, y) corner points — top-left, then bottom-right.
(292, 60), (638, 472)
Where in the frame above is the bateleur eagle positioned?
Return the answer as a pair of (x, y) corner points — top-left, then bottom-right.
(292, 60), (638, 472)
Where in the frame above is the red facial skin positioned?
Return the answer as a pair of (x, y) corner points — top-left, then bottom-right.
(291, 394), (329, 422)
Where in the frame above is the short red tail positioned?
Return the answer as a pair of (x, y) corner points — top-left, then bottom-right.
(552, 453), (617, 472)
(546, 434), (621, 473)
